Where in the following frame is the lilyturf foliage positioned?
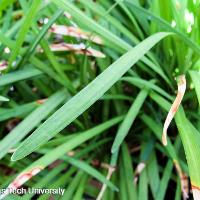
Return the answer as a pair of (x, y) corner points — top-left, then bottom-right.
(0, 0), (200, 199)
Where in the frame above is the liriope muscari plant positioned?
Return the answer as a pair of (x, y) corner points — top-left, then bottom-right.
(0, 0), (200, 200)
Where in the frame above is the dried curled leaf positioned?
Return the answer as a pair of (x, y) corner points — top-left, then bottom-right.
(162, 75), (186, 146)
(50, 24), (102, 44)
(96, 166), (115, 200)
(47, 43), (105, 58)
(174, 160), (189, 200)
(0, 166), (44, 200)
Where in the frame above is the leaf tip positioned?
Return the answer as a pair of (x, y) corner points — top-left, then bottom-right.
(0, 96), (9, 102)
(111, 145), (118, 154)
(11, 150), (24, 161)
(11, 154), (18, 162)
(162, 132), (168, 146)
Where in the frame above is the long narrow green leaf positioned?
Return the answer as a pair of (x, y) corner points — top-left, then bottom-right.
(119, 155), (128, 200)
(189, 70), (200, 105)
(155, 160), (173, 200)
(21, 164), (66, 200)
(121, 143), (137, 199)
(50, 0), (129, 52)
(0, 89), (69, 159)
(0, 67), (43, 87)
(138, 169), (148, 200)
(175, 107), (200, 198)
(50, 0), (170, 85)
(73, 174), (88, 200)
(6, 116), (123, 193)
(19, 10), (63, 66)
(61, 171), (84, 200)
(111, 88), (148, 153)
(64, 156), (118, 192)
(150, 90), (200, 199)
(125, 0), (200, 55)
(8, 0), (41, 67)
(12, 32), (171, 161)
(141, 114), (178, 161)
(121, 76), (172, 100)
(0, 102), (38, 122)
(147, 152), (160, 199)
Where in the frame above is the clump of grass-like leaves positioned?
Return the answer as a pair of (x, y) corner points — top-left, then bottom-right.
(0, 0), (200, 199)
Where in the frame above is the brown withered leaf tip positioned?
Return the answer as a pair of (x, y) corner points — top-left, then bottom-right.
(36, 98), (48, 104)
(96, 165), (116, 200)
(0, 166), (44, 200)
(162, 75), (186, 146)
(174, 160), (189, 200)
(50, 24), (102, 44)
(134, 162), (146, 184)
(48, 43), (105, 58)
